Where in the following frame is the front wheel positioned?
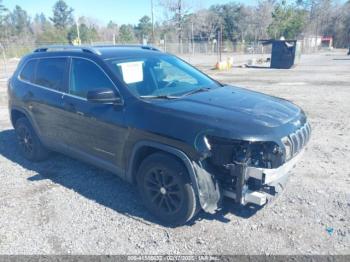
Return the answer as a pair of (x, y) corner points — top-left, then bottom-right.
(137, 153), (200, 226)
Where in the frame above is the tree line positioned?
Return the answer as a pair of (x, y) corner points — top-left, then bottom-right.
(0, 0), (349, 50)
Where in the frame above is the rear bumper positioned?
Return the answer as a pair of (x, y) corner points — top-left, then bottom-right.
(223, 149), (304, 206)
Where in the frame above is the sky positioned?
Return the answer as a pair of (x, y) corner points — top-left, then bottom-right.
(2, 0), (257, 25)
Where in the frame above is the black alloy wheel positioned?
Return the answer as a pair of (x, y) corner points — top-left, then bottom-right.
(137, 153), (200, 226)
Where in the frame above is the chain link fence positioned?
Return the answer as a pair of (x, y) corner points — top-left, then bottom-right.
(0, 39), (323, 82)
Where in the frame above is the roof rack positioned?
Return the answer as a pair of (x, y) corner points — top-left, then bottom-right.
(33, 45), (102, 55)
(33, 44), (161, 55)
(93, 44), (161, 52)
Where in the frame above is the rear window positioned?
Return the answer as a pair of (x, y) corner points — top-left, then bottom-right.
(33, 58), (68, 92)
(19, 60), (37, 82)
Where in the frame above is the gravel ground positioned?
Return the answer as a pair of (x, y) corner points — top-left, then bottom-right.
(0, 50), (349, 255)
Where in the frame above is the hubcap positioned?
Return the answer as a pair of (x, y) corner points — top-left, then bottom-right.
(144, 168), (183, 214)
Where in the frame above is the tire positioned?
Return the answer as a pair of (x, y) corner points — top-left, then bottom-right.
(15, 117), (49, 162)
(137, 152), (200, 226)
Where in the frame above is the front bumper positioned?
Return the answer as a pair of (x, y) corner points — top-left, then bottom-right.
(223, 149), (305, 206)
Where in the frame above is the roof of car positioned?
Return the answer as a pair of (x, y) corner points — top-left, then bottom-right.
(32, 45), (163, 60)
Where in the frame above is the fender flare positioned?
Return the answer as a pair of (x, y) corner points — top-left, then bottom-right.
(10, 106), (36, 130)
(126, 140), (220, 213)
(9, 106), (46, 143)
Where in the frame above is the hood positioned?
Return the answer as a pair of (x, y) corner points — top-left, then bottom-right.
(147, 86), (304, 141)
(188, 86), (299, 127)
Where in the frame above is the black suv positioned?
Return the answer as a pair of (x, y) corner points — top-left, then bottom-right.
(8, 45), (311, 226)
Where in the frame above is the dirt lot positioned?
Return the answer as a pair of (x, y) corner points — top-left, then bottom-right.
(0, 50), (349, 255)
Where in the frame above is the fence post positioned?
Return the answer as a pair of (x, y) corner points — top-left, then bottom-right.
(0, 42), (7, 79)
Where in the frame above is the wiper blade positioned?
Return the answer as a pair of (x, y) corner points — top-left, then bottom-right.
(181, 87), (211, 97)
(140, 95), (178, 99)
(140, 87), (212, 99)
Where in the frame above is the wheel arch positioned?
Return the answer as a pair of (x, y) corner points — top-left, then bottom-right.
(126, 141), (200, 193)
(10, 106), (44, 144)
(10, 108), (28, 127)
(126, 140), (221, 213)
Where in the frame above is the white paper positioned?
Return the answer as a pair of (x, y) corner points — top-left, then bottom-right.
(119, 61), (144, 84)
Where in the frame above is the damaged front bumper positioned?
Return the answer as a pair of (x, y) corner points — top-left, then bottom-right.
(223, 149), (305, 206)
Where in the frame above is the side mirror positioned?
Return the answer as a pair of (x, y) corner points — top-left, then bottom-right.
(87, 88), (122, 104)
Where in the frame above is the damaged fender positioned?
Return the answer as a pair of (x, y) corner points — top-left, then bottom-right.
(128, 141), (221, 213)
(192, 162), (221, 213)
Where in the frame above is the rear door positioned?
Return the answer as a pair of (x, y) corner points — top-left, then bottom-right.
(61, 57), (127, 168)
(18, 57), (69, 145)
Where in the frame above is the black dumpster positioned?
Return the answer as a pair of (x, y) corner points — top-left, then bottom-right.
(260, 39), (299, 69)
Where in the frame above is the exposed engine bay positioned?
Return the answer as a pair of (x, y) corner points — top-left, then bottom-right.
(196, 122), (311, 209)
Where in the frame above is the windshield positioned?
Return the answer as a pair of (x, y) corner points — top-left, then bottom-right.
(107, 55), (220, 98)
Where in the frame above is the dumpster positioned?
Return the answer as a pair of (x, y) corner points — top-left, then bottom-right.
(260, 39), (300, 69)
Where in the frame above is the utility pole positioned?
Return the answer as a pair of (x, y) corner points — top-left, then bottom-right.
(178, 0), (183, 54)
(151, 0), (155, 44)
(76, 20), (81, 45)
(219, 24), (223, 61)
(191, 21), (194, 55)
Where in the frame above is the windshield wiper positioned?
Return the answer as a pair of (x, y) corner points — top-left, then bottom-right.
(140, 95), (179, 99)
(140, 87), (212, 100)
(181, 87), (211, 97)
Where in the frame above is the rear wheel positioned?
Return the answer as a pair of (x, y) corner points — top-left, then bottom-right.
(15, 117), (49, 162)
(137, 153), (199, 226)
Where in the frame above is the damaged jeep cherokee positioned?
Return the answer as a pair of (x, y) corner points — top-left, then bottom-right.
(8, 45), (311, 226)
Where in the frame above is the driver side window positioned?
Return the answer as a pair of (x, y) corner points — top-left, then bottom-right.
(70, 58), (114, 98)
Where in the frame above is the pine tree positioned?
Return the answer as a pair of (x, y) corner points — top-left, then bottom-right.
(50, 0), (74, 30)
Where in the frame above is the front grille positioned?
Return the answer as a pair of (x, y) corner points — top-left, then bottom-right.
(283, 122), (311, 159)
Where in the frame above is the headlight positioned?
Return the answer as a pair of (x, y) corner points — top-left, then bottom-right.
(194, 134), (212, 159)
(282, 137), (293, 160)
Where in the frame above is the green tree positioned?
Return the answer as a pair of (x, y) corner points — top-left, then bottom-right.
(268, 1), (307, 39)
(136, 15), (152, 40)
(50, 0), (74, 29)
(34, 13), (48, 26)
(9, 5), (31, 35)
(67, 23), (99, 44)
(0, 0), (7, 23)
(210, 3), (247, 43)
(119, 24), (135, 43)
(104, 20), (119, 43)
(36, 27), (68, 44)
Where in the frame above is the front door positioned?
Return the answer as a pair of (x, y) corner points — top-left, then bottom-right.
(61, 57), (128, 168)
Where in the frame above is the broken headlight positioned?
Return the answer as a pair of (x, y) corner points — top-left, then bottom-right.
(206, 136), (283, 169)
